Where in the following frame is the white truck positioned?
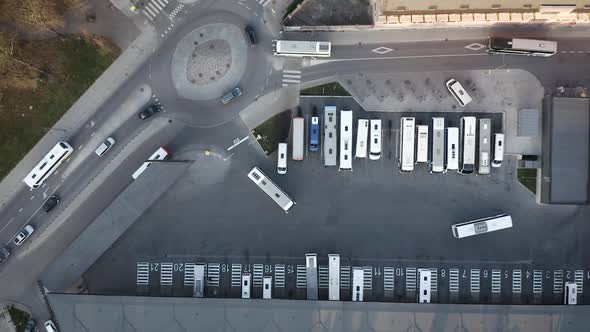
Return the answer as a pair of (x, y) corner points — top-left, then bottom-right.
(292, 117), (304, 160)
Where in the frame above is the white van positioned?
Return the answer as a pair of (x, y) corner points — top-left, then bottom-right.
(369, 119), (382, 160)
(492, 133), (504, 167)
(277, 143), (287, 174)
(446, 79), (472, 107)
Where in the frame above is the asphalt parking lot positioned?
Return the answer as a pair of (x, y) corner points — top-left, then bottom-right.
(84, 97), (590, 305)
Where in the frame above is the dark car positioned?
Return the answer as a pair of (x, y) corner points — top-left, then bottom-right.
(24, 319), (35, 332)
(0, 247), (10, 264)
(138, 104), (160, 120)
(220, 87), (243, 104)
(245, 26), (257, 46)
(43, 195), (60, 213)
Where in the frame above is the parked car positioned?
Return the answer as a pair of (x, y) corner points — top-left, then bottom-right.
(13, 225), (35, 246)
(95, 137), (116, 156)
(220, 87), (243, 104)
(245, 26), (257, 46)
(43, 195), (60, 213)
(138, 104), (160, 120)
(0, 247), (10, 264)
(44, 320), (59, 332)
(24, 319), (35, 332)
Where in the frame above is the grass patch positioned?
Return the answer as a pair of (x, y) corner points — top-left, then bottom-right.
(7, 306), (30, 332)
(251, 110), (292, 155)
(0, 35), (120, 181)
(517, 168), (537, 194)
(284, 0), (305, 19)
(300, 82), (350, 96)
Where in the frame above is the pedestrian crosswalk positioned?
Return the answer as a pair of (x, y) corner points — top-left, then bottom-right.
(470, 269), (480, 293)
(383, 267), (395, 292)
(318, 265), (329, 289)
(405, 267), (416, 291)
(160, 262), (173, 286)
(137, 262), (149, 286)
(207, 263), (220, 287)
(282, 70), (301, 87)
(140, 0), (170, 21)
(274, 264), (285, 288)
(168, 3), (184, 20)
(231, 264), (242, 287)
(512, 269), (522, 293)
(533, 270), (543, 294)
(184, 263), (195, 287)
(491, 269), (501, 294)
(340, 266), (351, 289)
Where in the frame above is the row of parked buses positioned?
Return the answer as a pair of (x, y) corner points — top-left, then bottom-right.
(276, 108), (504, 176)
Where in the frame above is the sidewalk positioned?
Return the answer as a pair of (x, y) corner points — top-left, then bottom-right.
(0, 25), (158, 212)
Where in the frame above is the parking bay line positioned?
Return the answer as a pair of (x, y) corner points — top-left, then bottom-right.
(227, 136), (249, 151)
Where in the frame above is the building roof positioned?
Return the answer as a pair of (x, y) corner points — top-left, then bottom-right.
(541, 97), (589, 204)
(47, 294), (590, 332)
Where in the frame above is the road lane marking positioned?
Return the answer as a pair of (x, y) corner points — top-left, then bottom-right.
(30, 196), (35, 200)
(227, 136), (249, 151)
(310, 53), (488, 65)
(575, 270), (583, 293)
(18, 208), (23, 213)
(207, 263), (220, 287)
(340, 266), (351, 289)
(296, 264), (306, 288)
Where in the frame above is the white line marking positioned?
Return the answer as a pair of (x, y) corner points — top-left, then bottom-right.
(18, 208), (23, 213)
(144, 5), (157, 16)
(0, 217), (16, 233)
(227, 136), (249, 151)
(282, 79), (301, 83)
(30, 196), (35, 200)
(283, 74), (301, 79)
(151, 0), (164, 10)
(282, 83), (288, 87)
(223, 152), (235, 161)
(283, 70), (301, 74)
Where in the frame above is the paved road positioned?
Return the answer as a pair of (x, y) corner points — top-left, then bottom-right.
(1, 0), (590, 324)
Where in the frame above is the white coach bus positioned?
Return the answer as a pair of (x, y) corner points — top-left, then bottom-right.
(399, 117), (415, 172)
(369, 119), (382, 160)
(355, 119), (369, 158)
(459, 117), (477, 174)
(431, 117), (445, 173)
(324, 106), (337, 166)
(23, 141), (74, 189)
(446, 127), (459, 171)
(273, 40), (332, 57)
(416, 125), (429, 163)
(418, 269), (432, 303)
(339, 110), (353, 171)
(478, 118), (491, 175)
(328, 254), (340, 301)
(247, 167), (295, 212)
(452, 214), (513, 238)
(486, 37), (557, 57)
(352, 268), (364, 302)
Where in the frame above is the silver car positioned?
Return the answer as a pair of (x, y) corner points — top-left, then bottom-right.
(13, 225), (34, 246)
(95, 137), (116, 156)
(221, 87), (243, 104)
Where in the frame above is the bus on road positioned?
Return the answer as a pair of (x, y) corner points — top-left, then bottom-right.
(273, 40), (332, 57)
(247, 167), (295, 212)
(24, 141), (73, 189)
(459, 117), (476, 174)
(399, 117), (415, 172)
(486, 37), (557, 57)
(452, 214), (513, 238)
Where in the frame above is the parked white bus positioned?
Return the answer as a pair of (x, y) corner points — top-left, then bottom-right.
(132, 147), (171, 180)
(292, 117), (304, 161)
(352, 268), (364, 302)
(479, 118), (491, 175)
(247, 167), (295, 212)
(355, 119), (369, 159)
(306, 253), (318, 300)
(564, 281), (577, 305)
(416, 125), (429, 163)
(263, 276), (272, 299)
(492, 133), (505, 168)
(487, 37), (557, 57)
(23, 141), (74, 189)
(324, 106), (337, 166)
(399, 117), (415, 172)
(241, 273), (251, 299)
(459, 117), (477, 174)
(369, 119), (382, 160)
(446, 79), (472, 107)
(446, 127), (459, 171)
(418, 269), (432, 303)
(431, 117), (445, 173)
(339, 110), (353, 171)
(452, 214), (513, 238)
(328, 254), (340, 301)
(273, 40), (332, 57)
